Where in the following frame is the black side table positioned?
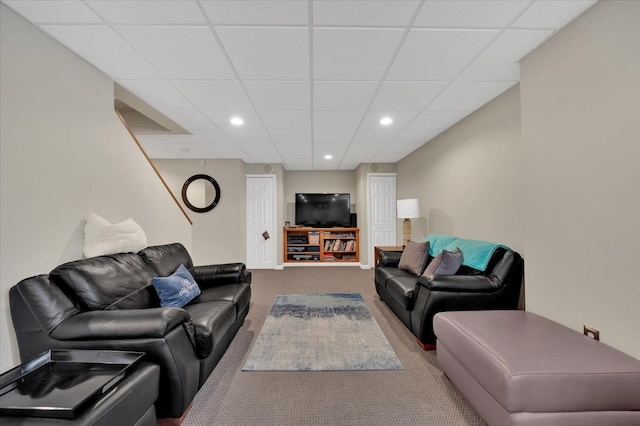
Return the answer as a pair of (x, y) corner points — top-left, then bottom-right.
(0, 363), (159, 426)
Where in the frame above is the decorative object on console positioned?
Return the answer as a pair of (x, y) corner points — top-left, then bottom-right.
(422, 248), (463, 276)
(398, 241), (430, 276)
(397, 199), (420, 247)
(152, 264), (201, 308)
(83, 213), (147, 258)
(181, 174), (220, 213)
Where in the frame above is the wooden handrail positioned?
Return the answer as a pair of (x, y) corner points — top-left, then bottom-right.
(115, 108), (193, 225)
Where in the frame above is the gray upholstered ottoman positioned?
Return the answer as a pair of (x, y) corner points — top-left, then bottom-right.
(434, 311), (640, 426)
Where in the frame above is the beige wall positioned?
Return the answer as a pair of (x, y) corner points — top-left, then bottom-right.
(521, 0), (640, 358)
(283, 171), (357, 224)
(397, 85), (524, 254)
(0, 6), (192, 372)
(154, 160), (247, 265)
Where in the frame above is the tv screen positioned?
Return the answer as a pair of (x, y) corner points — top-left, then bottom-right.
(295, 193), (350, 227)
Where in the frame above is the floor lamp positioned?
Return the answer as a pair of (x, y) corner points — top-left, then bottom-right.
(397, 198), (420, 247)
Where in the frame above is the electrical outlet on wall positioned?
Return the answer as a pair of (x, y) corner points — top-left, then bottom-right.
(584, 325), (600, 341)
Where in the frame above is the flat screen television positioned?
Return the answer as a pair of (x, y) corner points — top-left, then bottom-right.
(295, 193), (350, 227)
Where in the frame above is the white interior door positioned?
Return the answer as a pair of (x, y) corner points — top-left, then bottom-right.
(246, 175), (276, 269)
(368, 174), (397, 266)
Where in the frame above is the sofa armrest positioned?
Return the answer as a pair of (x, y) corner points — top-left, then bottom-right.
(418, 274), (500, 292)
(190, 263), (250, 287)
(378, 251), (401, 267)
(49, 307), (191, 340)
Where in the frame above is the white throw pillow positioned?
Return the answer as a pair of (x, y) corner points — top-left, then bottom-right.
(83, 213), (148, 258)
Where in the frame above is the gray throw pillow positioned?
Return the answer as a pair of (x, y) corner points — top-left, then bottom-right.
(398, 241), (430, 276)
(423, 248), (463, 276)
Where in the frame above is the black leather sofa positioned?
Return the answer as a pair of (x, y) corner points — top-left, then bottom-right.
(9, 243), (251, 421)
(375, 243), (523, 349)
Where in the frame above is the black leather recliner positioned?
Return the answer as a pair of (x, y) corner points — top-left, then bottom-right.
(9, 243), (251, 420)
(376, 246), (523, 348)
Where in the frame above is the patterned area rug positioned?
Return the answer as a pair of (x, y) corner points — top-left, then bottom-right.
(243, 293), (404, 371)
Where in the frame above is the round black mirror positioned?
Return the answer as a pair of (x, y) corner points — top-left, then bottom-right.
(181, 174), (221, 213)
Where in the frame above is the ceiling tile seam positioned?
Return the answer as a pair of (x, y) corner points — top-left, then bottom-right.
(78, 0), (225, 141)
(308, 0), (316, 171)
(193, 0), (285, 165)
(335, 0), (426, 169)
(366, 0), (540, 162)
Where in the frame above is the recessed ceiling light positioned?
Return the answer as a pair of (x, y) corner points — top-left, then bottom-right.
(380, 117), (393, 125)
(230, 116), (244, 126)
(324, 154), (333, 160)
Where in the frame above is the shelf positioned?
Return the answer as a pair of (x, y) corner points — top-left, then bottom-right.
(284, 227), (359, 263)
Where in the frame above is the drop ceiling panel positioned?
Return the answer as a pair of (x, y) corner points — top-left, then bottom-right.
(352, 129), (400, 145)
(88, 1), (205, 24)
(260, 111), (311, 130)
(406, 110), (473, 130)
(313, 111), (366, 130)
(313, 129), (356, 144)
(200, 143), (247, 157)
(373, 142), (424, 160)
(116, 26), (235, 79)
(159, 143), (217, 158)
(392, 129), (444, 144)
(41, 25), (161, 79)
(274, 143), (312, 154)
(215, 27), (309, 80)
(249, 153), (286, 163)
(244, 81), (310, 110)
(225, 128), (272, 144)
(414, 1), (530, 28)
(312, 0), (420, 27)
(3, 1), (102, 24)
(313, 82), (378, 110)
(314, 143), (348, 161)
(203, 110), (265, 131)
(313, 28), (404, 81)
(370, 81), (448, 111)
(427, 81), (517, 111)
(200, 0), (308, 25)
(163, 111), (216, 131)
(269, 130), (312, 145)
(387, 29), (499, 81)
(171, 80), (252, 110)
(188, 129), (233, 144)
(512, 1), (597, 29)
(4, 0), (596, 169)
(118, 80), (195, 111)
(360, 111), (420, 129)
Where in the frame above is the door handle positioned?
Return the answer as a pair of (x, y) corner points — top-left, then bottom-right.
(262, 231), (270, 240)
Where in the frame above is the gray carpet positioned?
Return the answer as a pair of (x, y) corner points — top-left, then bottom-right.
(184, 267), (486, 426)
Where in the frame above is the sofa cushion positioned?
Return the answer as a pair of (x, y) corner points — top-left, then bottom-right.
(375, 266), (416, 292)
(423, 249), (463, 276)
(139, 243), (194, 277)
(50, 253), (155, 311)
(386, 276), (419, 310)
(195, 283), (251, 318)
(83, 213), (148, 258)
(183, 301), (237, 359)
(398, 241), (430, 275)
(152, 264), (201, 308)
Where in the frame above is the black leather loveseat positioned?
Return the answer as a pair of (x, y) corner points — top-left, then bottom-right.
(9, 243), (251, 421)
(375, 235), (523, 349)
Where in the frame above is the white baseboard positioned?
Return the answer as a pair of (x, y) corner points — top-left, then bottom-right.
(282, 262), (362, 267)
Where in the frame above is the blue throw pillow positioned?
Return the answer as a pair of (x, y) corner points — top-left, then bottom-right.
(152, 264), (201, 307)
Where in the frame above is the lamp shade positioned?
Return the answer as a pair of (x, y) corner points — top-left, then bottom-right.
(397, 198), (420, 219)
